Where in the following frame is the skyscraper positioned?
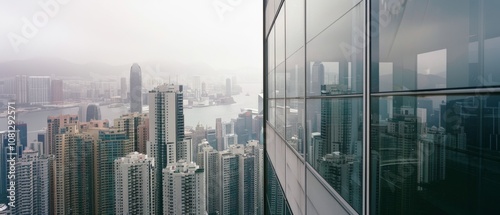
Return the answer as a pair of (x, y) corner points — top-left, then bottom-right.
(14, 149), (50, 215)
(14, 75), (28, 104)
(147, 83), (184, 213)
(51, 79), (63, 104)
(206, 128), (217, 150)
(162, 160), (205, 215)
(130, 63), (142, 113)
(219, 146), (242, 215)
(137, 117), (149, 154)
(27, 141), (44, 155)
(53, 123), (94, 215)
(0, 131), (20, 204)
(120, 77), (127, 101)
(27, 76), (51, 105)
(16, 122), (27, 150)
(92, 129), (133, 215)
(197, 140), (220, 215)
(78, 103), (102, 122)
(216, 118), (223, 151)
(114, 113), (149, 152)
(46, 114), (79, 155)
(115, 152), (155, 215)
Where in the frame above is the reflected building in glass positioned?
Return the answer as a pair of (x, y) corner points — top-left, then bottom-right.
(264, 0), (500, 214)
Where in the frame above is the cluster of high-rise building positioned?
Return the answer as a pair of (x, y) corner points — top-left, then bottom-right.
(3, 63), (264, 214)
(1, 75), (63, 105)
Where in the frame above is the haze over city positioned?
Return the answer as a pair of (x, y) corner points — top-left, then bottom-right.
(0, 0), (262, 73)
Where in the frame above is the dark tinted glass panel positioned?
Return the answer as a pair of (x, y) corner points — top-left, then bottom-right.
(286, 99), (305, 155)
(265, 153), (290, 215)
(306, 97), (363, 212)
(371, 0), (500, 92)
(370, 94), (500, 215)
(306, 4), (364, 96)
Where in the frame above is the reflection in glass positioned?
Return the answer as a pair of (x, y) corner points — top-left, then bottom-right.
(417, 49), (447, 89)
(265, 155), (292, 214)
(268, 70), (275, 99)
(371, 0), (500, 91)
(286, 48), (305, 98)
(276, 99), (286, 138)
(276, 64), (286, 98)
(306, 4), (364, 96)
(275, 6), (286, 66)
(308, 96), (363, 212)
(371, 95), (500, 214)
(268, 99), (275, 127)
(286, 99), (305, 155)
(285, 0), (304, 58)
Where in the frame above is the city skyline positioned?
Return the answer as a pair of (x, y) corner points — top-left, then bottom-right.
(0, 0), (263, 72)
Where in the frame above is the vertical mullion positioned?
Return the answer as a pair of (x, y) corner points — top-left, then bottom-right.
(362, 0), (371, 215)
(303, 0), (308, 213)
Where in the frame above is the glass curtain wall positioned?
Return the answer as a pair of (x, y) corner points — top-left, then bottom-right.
(265, 0), (500, 215)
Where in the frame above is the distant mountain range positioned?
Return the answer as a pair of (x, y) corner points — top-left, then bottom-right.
(0, 58), (262, 83)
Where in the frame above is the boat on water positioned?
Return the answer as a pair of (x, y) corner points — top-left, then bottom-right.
(108, 103), (125, 108)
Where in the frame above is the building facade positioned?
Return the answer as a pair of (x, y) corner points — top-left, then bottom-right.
(51, 79), (63, 104)
(264, 0), (500, 214)
(115, 152), (155, 215)
(27, 76), (51, 105)
(114, 113), (149, 152)
(93, 129), (133, 215)
(14, 150), (50, 215)
(53, 124), (94, 215)
(147, 83), (185, 213)
(162, 160), (205, 215)
(130, 63), (142, 113)
(15, 75), (28, 104)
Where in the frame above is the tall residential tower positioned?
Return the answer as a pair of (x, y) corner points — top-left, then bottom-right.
(130, 63), (142, 113)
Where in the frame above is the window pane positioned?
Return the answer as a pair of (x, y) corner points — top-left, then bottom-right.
(306, 0), (362, 41)
(286, 99), (305, 155)
(276, 5), (286, 66)
(306, 97), (363, 212)
(266, 0), (275, 34)
(286, 0), (304, 57)
(268, 28), (275, 73)
(370, 95), (500, 214)
(268, 99), (275, 127)
(276, 99), (286, 138)
(306, 4), (364, 96)
(286, 47), (305, 98)
(371, 0), (500, 92)
(276, 63), (286, 99)
(268, 70), (275, 99)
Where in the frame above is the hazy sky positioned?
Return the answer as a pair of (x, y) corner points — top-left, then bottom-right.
(0, 0), (263, 71)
